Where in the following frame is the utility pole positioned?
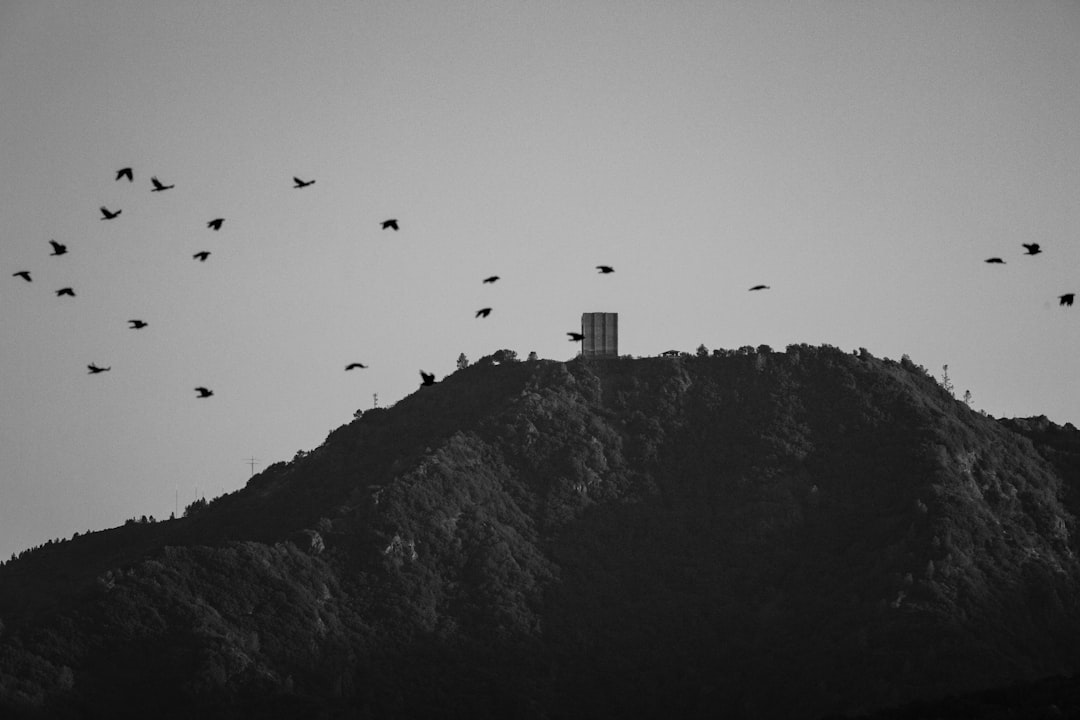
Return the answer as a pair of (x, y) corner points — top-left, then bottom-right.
(244, 457), (260, 477)
(373, 392), (379, 408)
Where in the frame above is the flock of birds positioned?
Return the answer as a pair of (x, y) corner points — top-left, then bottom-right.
(9, 167), (410, 397)
(24, 165), (1064, 402)
(15, 167), (720, 396)
(985, 243), (1075, 307)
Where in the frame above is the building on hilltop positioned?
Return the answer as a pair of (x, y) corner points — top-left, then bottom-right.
(581, 312), (618, 358)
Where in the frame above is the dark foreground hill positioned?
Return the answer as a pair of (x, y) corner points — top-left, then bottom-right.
(2, 346), (1080, 720)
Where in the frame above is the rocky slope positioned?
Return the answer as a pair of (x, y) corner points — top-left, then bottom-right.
(2, 345), (1079, 719)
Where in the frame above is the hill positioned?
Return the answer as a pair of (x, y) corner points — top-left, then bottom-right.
(2, 345), (1080, 719)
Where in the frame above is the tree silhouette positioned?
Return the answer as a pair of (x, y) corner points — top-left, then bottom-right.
(940, 364), (955, 397)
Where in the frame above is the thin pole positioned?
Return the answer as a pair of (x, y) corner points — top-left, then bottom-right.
(244, 457), (259, 477)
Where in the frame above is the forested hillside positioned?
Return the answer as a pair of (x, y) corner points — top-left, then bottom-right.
(2, 346), (1079, 719)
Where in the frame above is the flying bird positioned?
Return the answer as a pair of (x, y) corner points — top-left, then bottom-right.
(984, 257), (1005, 264)
(475, 307), (492, 318)
(12, 271), (31, 282)
(748, 285), (770, 291)
(596, 265), (614, 274)
(48, 240), (67, 256)
(150, 176), (174, 192)
(55, 287), (75, 297)
(87, 363), (111, 374)
(1022, 243), (1042, 256)
(100, 206), (121, 220)
(193, 251), (210, 262)
(293, 176), (315, 188)
(345, 363), (368, 371)
(420, 371), (436, 386)
(128, 319), (148, 329)
(381, 219), (399, 231)
(1061, 293), (1075, 307)
(207, 218), (224, 231)
(482, 276), (500, 284)
(115, 167), (133, 182)
(195, 387), (213, 398)
(567, 332), (585, 341)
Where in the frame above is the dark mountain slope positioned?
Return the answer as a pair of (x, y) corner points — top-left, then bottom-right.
(2, 346), (1079, 719)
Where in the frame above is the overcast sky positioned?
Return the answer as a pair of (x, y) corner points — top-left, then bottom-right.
(2, 1), (1079, 561)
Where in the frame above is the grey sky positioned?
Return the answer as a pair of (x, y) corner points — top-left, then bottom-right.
(2, 1), (1079, 560)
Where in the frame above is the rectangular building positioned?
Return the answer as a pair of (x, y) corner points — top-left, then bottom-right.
(581, 312), (618, 358)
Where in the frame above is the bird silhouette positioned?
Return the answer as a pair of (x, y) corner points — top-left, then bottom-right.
(12, 271), (31, 282)
(345, 363), (368, 371)
(193, 251), (211, 262)
(195, 387), (213, 398)
(48, 240), (67, 256)
(100, 206), (121, 220)
(150, 176), (174, 192)
(596, 265), (614, 274)
(567, 332), (585, 341)
(985, 257), (1005, 264)
(1022, 243), (1042, 256)
(482, 275), (500, 284)
(381, 219), (399, 231)
(87, 363), (111, 374)
(293, 176), (315, 188)
(55, 287), (75, 297)
(1061, 293), (1075, 307)
(748, 284), (770, 291)
(207, 218), (224, 231)
(128, 319), (148, 329)
(475, 307), (492, 318)
(115, 167), (133, 182)
(420, 370), (436, 386)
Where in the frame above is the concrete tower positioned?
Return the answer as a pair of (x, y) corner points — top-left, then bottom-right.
(581, 312), (618, 357)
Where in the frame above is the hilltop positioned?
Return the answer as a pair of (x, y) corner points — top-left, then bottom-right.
(2, 345), (1080, 719)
